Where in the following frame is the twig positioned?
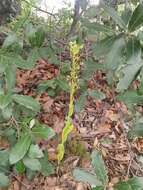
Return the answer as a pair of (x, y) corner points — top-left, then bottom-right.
(0, 166), (30, 190)
(120, 120), (134, 177)
(22, 0), (57, 18)
(13, 175), (30, 190)
(11, 116), (20, 138)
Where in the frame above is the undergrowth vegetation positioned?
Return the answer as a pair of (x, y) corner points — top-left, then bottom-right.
(1, 0), (143, 189)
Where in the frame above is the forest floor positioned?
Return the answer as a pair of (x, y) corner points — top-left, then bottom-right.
(7, 59), (143, 190)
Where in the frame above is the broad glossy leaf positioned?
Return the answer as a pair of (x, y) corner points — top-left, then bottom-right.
(105, 37), (125, 70)
(0, 173), (9, 187)
(84, 21), (114, 35)
(128, 4), (143, 32)
(101, 2), (126, 29)
(27, 49), (39, 67)
(37, 79), (57, 92)
(56, 77), (69, 92)
(2, 33), (17, 48)
(73, 168), (102, 187)
(117, 55), (143, 91)
(0, 150), (9, 167)
(5, 65), (16, 92)
(14, 49), (39, 70)
(126, 37), (141, 59)
(28, 144), (44, 159)
(88, 90), (106, 100)
(0, 94), (12, 109)
(32, 124), (55, 139)
(40, 152), (55, 176)
(2, 105), (12, 120)
(82, 59), (101, 80)
(75, 92), (87, 112)
(35, 27), (45, 47)
(121, 8), (132, 26)
(91, 151), (108, 185)
(15, 161), (25, 174)
(0, 55), (7, 73)
(12, 55), (32, 70)
(117, 91), (143, 106)
(23, 157), (41, 171)
(13, 94), (40, 112)
(9, 134), (32, 164)
(92, 36), (116, 57)
(128, 122), (143, 139)
(114, 177), (143, 190)
(25, 23), (36, 39)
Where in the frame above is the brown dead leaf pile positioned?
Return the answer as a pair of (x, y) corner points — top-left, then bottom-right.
(8, 60), (143, 190)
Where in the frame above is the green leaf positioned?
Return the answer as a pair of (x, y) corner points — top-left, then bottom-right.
(82, 59), (103, 80)
(14, 49), (39, 70)
(35, 27), (45, 47)
(37, 79), (57, 92)
(114, 177), (143, 190)
(128, 122), (143, 139)
(61, 62), (71, 74)
(73, 168), (102, 187)
(5, 65), (16, 92)
(28, 144), (44, 159)
(28, 26), (45, 48)
(23, 157), (41, 171)
(9, 134), (32, 164)
(117, 91), (143, 106)
(15, 161), (25, 174)
(101, 2), (126, 29)
(0, 94), (12, 110)
(91, 151), (108, 185)
(126, 37), (141, 60)
(40, 152), (55, 176)
(121, 8), (132, 26)
(117, 55), (143, 91)
(88, 90), (106, 100)
(105, 37), (125, 70)
(25, 23), (36, 39)
(27, 49), (39, 68)
(92, 187), (104, 190)
(2, 33), (17, 48)
(0, 149), (9, 168)
(84, 21), (114, 35)
(0, 56), (7, 73)
(75, 92), (87, 112)
(13, 94), (40, 112)
(2, 105), (12, 120)
(128, 4), (143, 32)
(92, 36), (116, 57)
(56, 77), (69, 92)
(0, 173), (9, 187)
(32, 124), (55, 139)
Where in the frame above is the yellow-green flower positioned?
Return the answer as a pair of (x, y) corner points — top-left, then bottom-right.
(57, 41), (83, 163)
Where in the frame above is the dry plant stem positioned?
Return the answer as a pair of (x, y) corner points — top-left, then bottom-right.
(120, 120), (134, 177)
(11, 116), (20, 138)
(12, 175), (30, 190)
(22, 0), (56, 18)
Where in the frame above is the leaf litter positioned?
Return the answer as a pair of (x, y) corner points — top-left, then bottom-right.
(7, 58), (143, 190)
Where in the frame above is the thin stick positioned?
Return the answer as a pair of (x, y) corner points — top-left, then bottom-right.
(22, 0), (56, 18)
